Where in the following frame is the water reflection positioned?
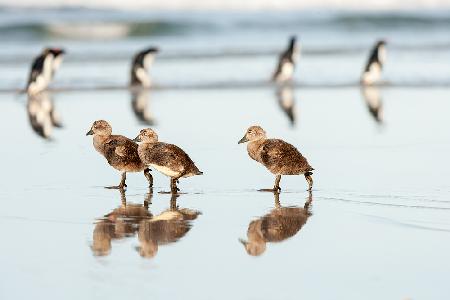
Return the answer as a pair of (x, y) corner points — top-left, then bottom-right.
(136, 194), (201, 258)
(361, 86), (383, 124)
(130, 87), (156, 125)
(91, 189), (152, 256)
(26, 91), (62, 139)
(91, 191), (200, 258)
(240, 192), (312, 256)
(276, 85), (296, 126)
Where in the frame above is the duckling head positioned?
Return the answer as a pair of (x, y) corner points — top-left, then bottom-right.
(133, 128), (158, 143)
(135, 240), (158, 258)
(238, 125), (266, 144)
(86, 120), (112, 136)
(239, 238), (266, 256)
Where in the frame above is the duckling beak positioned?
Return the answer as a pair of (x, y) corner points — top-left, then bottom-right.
(238, 238), (248, 247)
(238, 136), (248, 144)
(133, 136), (142, 142)
(86, 129), (94, 136)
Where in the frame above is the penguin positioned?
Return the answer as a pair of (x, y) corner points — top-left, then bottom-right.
(272, 36), (299, 83)
(361, 40), (387, 85)
(130, 47), (159, 88)
(26, 48), (54, 95)
(26, 47), (65, 95)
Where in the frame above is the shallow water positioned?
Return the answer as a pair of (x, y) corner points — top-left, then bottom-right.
(1, 86), (450, 299)
(1, 7), (450, 299)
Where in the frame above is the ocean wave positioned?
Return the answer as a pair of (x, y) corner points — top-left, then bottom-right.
(1, 9), (450, 40)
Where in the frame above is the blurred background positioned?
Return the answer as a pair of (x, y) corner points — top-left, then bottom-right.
(1, 1), (450, 90)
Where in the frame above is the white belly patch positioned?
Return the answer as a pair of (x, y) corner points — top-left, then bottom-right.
(150, 164), (180, 177)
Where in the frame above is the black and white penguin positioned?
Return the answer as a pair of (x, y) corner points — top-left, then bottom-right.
(26, 47), (65, 95)
(130, 47), (159, 88)
(26, 48), (54, 95)
(361, 40), (387, 85)
(272, 36), (299, 83)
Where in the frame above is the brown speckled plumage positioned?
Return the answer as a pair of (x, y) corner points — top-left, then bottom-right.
(134, 128), (202, 193)
(102, 135), (146, 173)
(252, 139), (313, 175)
(239, 125), (314, 191)
(139, 142), (201, 177)
(87, 120), (153, 189)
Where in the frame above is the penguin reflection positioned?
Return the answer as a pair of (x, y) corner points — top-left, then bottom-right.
(361, 86), (383, 124)
(276, 85), (296, 126)
(26, 91), (62, 139)
(136, 194), (201, 259)
(240, 192), (312, 256)
(130, 88), (156, 125)
(91, 190), (152, 256)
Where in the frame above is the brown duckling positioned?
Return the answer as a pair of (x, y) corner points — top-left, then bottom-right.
(86, 120), (153, 189)
(133, 128), (203, 194)
(136, 194), (201, 258)
(238, 125), (314, 191)
(239, 192), (312, 256)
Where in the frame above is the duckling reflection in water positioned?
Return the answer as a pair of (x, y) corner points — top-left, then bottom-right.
(134, 128), (203, 194)
(361, 86), (383, 124)
(26, 91), (62, 139)
(91, 189), (152, 256)
(238, 126), (314, 192)
(130, 88), (156, 125)
(86, 120), (153, 189)
(276, 85), (296, 126)
(240, 192), (312, 256)
(136, 194), (201, 258)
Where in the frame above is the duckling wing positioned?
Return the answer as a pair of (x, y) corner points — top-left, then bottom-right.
(260, 139), (313, 175)
(103, 136), (141, 166)
(144, 143), (197, 175)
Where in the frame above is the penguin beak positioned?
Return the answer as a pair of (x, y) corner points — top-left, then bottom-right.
(238, 135), (248, 144)
(133, 136), (142, 142)
(86, 129), (94, 136)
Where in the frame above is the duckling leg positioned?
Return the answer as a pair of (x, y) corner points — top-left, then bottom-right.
(304, 172), (313, 191)
(170, 178), (180, 194)
(106, 172), (127, 189)
(144, 168), (153, 188)
(259, 175), (282, 192)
